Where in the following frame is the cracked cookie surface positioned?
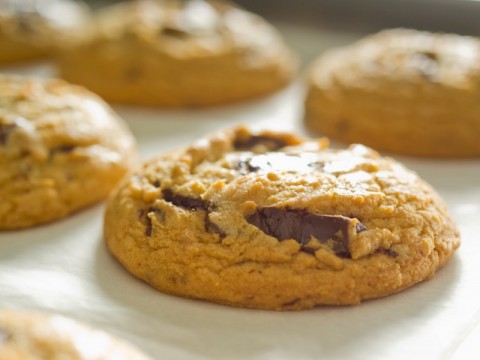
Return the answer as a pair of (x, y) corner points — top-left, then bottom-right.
(57, 0), (297, 107)
(0, 75), (137, 229)
(0, 309), (151, 359)
(104, 127), (460, 310)
(305, 28), (480, 157)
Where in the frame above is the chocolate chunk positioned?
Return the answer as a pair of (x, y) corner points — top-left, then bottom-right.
(0, 328), (11, 343)
(205, 216), (226, 237)
(236, 158), (261, 175)
(138, 209), (152, 237)
(152, 180), (161, 188)
(162, 189), (225, 236)
(246, 207), (366, 257)
(138, 207), (163, 237)
(0, 124), (18, 145)
(233, 135), (287, 152)
(162, 189), (209, 210)
(234, 153), (323, 175)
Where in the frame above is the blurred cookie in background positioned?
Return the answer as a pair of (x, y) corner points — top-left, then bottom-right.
(0, 75), (137, 230)
(57, 0), (298, 107)
(0, 309), (151, 359)
(305, 28), (480, 157)
(0, 0), (90, 64)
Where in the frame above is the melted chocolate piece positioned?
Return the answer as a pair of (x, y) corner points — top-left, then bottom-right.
(0, 124), (18, 145)
(233, 135), (287, 151)
(162, 189), (209, 210)
(138, 207), (163, 237)
(246, 207), (366, 257)
(236, 158), (261, 175)
(205, 216), (226, 238)
(235, 153), (323, 175)
(138, 209), (152, 237)
(162, 189), (226, 236)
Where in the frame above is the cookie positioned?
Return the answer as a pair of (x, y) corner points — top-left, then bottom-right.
(0, 0), (90, 64)
(104, 126), (460, 310)
(0, 75), (137, 230)
(304, 28), (480, 157)
(57, 0), (297, 107)
(0, 309), (151, 359)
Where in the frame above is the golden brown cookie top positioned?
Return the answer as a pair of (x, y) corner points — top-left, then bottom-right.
(0, 0), (90, 46)
(0, 75), (135, 167)
(82, 0), (289, 62)
(310, 28), (480, 92)
(124, 126), (459, 262)
(0, 309), (151, 360)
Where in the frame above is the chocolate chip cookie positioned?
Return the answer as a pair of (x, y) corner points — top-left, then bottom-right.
(0, 0), (90, 64)
(305, 28), (480, 157)
(0, 75), (137, 229)
(104, 127), (460, 310)
(57, 0), (297, 107)
(0, 309), (151, 359)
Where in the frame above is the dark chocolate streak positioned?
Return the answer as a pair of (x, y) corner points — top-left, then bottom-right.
(246, 207), (366, 258)
(138, 209), (152, 237)
(139, 207), (163, 237)
(233, 135), (287, 151)
(0, 124), (18, 145)
(162, 189), (209, 210)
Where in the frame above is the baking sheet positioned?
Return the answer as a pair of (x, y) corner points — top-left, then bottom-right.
(1, 28), (480, 360)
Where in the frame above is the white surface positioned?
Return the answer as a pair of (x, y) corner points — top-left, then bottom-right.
(1, 34), (480, 360)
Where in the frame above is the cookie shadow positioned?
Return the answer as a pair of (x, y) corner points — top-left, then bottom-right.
(93, 237), (461, 359)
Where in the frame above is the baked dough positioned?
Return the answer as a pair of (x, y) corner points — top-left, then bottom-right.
(57, 0), (297, 107)
(0, 75), (137, 229)
(0, 0), (89, 64)
(104, 126), (460, 310)
(305, 29), (480, 157)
